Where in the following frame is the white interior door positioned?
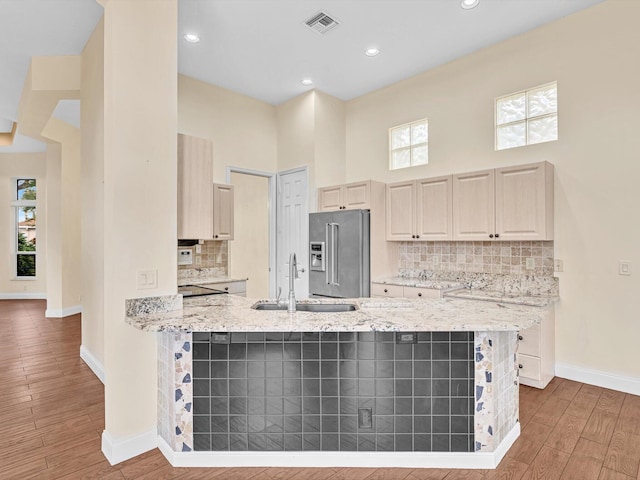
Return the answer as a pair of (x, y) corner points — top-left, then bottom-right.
(277, 167), (309, 299)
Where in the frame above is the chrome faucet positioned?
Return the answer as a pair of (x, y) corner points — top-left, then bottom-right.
(288, 252), (298, 313)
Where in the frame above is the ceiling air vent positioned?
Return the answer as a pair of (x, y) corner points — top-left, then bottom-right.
(305, 11), (340, 35)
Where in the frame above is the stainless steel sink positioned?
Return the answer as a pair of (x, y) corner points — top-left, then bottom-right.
(252, 302), (357, 312)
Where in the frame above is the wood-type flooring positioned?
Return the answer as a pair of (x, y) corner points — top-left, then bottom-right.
(1, 299), (639, 480)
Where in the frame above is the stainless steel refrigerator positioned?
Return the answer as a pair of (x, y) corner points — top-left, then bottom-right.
(309, 209), (370, 298)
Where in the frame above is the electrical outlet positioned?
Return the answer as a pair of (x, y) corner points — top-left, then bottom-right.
(195, 244), (202, 254)
(525, 257), (535, 270)
(554, 259), (563, 272)
(137, 269), (158, 289)
(619, 261), (631, 276)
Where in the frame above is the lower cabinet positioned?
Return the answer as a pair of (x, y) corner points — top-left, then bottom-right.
(203, 281), (247, 297)
(371, 283), (443, 299)
(517, 306), (555, 389)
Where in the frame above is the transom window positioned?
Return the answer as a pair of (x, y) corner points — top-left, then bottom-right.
(12, 178), (37, 278)
(495, 82), (558, 150)
(389, 118), (428, 170)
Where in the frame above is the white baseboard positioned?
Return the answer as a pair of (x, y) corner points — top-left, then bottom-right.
(0, 292), (47, 300)
(46, 304), (82, 318)
(158, 423), (520, 470)
(102, 429), (158, 466)
(556, 362), (640, 396)
(80, 344), (106, 384)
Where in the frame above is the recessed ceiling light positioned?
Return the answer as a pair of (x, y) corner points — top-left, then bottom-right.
(365, 48), (380, 57)
(461, 0), (479, 9)
(184, 33), (200, 44)
(301, 79), (313, 86)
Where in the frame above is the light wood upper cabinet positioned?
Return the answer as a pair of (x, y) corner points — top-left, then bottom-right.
(177, 133), (234, 240)
(453, 161), (554, 241)
(318, 181), (373, 211)
(386, 176), (452, 241)
(177, 134), (214, 239)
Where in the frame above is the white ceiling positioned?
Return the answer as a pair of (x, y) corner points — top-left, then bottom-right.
(0, 0), (605, 146)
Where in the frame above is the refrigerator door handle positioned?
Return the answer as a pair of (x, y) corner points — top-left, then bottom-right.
(325, 223), (331, 285)
(329, 222), (339, 286)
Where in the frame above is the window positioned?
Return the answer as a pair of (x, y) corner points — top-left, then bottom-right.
(495, 82), (558, 150)
(389, 118), (428, 170)
(12, 179), (37, 278)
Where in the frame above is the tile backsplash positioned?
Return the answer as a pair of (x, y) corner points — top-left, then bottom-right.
(398, 241), (554, 277)
(178, 240), (228, 276)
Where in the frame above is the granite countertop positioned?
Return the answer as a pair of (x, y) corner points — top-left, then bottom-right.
(445, 288), (559, 307)
(177, 277), (248, 287)
(373, 277), (465, 291)
(125, 294), (545, 333)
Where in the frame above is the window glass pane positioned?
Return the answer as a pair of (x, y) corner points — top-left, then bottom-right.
(496, 123), (526, 150)
(528, 85), (557, 118)
(17, 179), (36, 201)
(17, 207), (37, 252)
(17, 254), (36, 277)
(496, 94), (525, 125)
(391, 148), (411, 169)
(411, 145), (428, 166)
(411, 122), (428, 144)
(528, 115), (558, 145)
(391, 126), (411, 149)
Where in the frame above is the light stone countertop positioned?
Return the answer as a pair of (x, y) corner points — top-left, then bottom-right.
(125, 294), (545, 333)
(445, 288), (559, 307)
(373, 277), (466, 291)
(177, 277), (248, 287)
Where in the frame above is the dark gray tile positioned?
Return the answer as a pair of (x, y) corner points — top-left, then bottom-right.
(414, 434), (431, 451)
(303, 433), (320, 450)
(321, 379), (339, 396)
(247, 344), (264, 360)
(247, 415), (266, 433)
(322, 397), (339, 414)
(414, 416), (431, 434)
(394, 344), (412, 360)
(376, 332), (394, 342)
(414, 379), (431, 396)
(228, 379), (246, 397)
(432, 434), (450, 452)
(432, 343), (450, 360)
(303, 378), (320, 396)
(395, 379), (412, 396)
(376, 343), (394, 360)
(432, 398), (450, 415)
(414, 397), (431, 415)
(414, 361), (431, 378)
(266, 361), (282, 378)
(284, 343), (301, 360)
(339, 361), (357, 378)
(248, 434), (266, 450)
(283, 361), (301, 378)
(414, 344), (431, 360)
(451, 343), (470, 360)
(432, 332), (450, 342)
(266, 344), (283, 360)
(395, 361), (412, 378)
(432, 361), (450, 378)
(247, 362), (264, 378)
(211, 434), (228, 451)
(229, 397), (247, 415)
(322, 416), (339, 432)
(194, 433), (210, 451)
(303, 415), (320, 433)
(193, 379), (209, 396)
(451, 361), (470, 378)
(395, 434), (413, 451)
(451, 397), (470, 415)
(433, 379), (450, 396)
(394, 397), (412, 415)
(321, 332), (337, 341)
(193, 360), (209, 378)
(340, 397), (357, 415)
(358, 361), (374, 377)
(395, 416), (412, 434)
(211, 397), (228, 415)
(376, 416), (394, 433)
(451, 416), (469, 434)
(303, 396), (321, 414)
(266, 332), (284, 342)
(266, 416), (283, 433)
(376, 361), (394, 378)
(192, 332), (210, 342)
(247, 397), (265, 415)
(211, 344), (228, 360)
(357, 343), (375, 360)
(358, 433), (376, 451)
(193, 415), (210, 433)
(266, 397), (283, 414)
(339, 332), (356, 342)
(284, 378), (301, 396)
(376, 434), (394, 451)
(302, 332), (320, 342)
(340, 378), (357, 396)
(451, 379), (469, 397)
(193, 343), (210, 360)
(266, 378), (283, 396)
(230, 433), (247, 451)
(322, 433), (339, 450)
(285, 332), (301, 342)
(375, 397), (394, 415)
(211, 416), (228, 433)
(284, 397), (302, 414)
(284, 434), (302, 450)
(375, 379), (394, 396)
(230, 332), (246, 343)
(247, 332), (264, 343)
(321, 361), (338, 378)
(228, 361), (246, 378)
(303, 361), (320, 378)
(229, 415), (247, 433)
(247, 378), (265, 396)
(321, 343), (338, 359)
(193, 397), (210, 415)
(357, 332), (375, 342)
(451, 332), (470, 342)
(451, 434), (472, 452)
(284, 415), (302, 433)
(358, 378), (374, 396)
(211, 361), (228, 378)
(340, 434), (357, 451)
(340, 415), (357, 432)
(417, 332), (431, 342)
(432, 416), (450, 434)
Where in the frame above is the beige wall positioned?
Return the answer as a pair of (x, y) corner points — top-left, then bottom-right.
(178, 75), (278, 181)
(0, 153), (47, 295)
(345, 1), (640, 379)
(314, 91), (347, 189)
(276, 91), (315, 173)
(81, 17), (105, 366)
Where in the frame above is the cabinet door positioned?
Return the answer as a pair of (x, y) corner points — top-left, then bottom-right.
(177, 134), (213, 239)
(318, 186), (343, 212)
(213, 183), (234, 240)
(403, 286), (441, 299)
(415, 175), (452, 240)
(343, 181), (370, 210)
(386, 181), (415, 241)
(371, 283), (403, 297)
(495, 162), (553, 240)
(452, 169), (495, 241)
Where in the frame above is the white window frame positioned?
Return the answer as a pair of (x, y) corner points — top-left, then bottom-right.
(11, 177), (37, 280)
(389, 118), (429, 170)
(495, 81), (558, 150)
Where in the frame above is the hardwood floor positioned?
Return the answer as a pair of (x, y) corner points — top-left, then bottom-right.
(1, 299), (639, 480)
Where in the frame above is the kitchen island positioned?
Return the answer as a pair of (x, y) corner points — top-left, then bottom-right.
(126, 294), (546, 469)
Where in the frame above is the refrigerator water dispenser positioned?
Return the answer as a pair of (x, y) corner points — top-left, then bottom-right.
(310, 242), (325, 271)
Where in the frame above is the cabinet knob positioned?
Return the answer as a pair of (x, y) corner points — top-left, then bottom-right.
(416, 235), (420, 239)
(489, 234), (494, 238)
(518, 364), (524, 369)
(417, 292), (422, 297)
(214, 235), (219, 239)
(384, 289), (388, 293)
(225, 287), (229, 291)
(518, 335), (523, 341)
(495, 233), (500, 238)
(411, 235), (416, 239)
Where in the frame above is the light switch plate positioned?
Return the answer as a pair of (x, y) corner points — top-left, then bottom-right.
(137, 269), (158, 289)
(554, 259), (564, 272)
(525, 257), (535, 270)
(619, 261), (631, 276)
